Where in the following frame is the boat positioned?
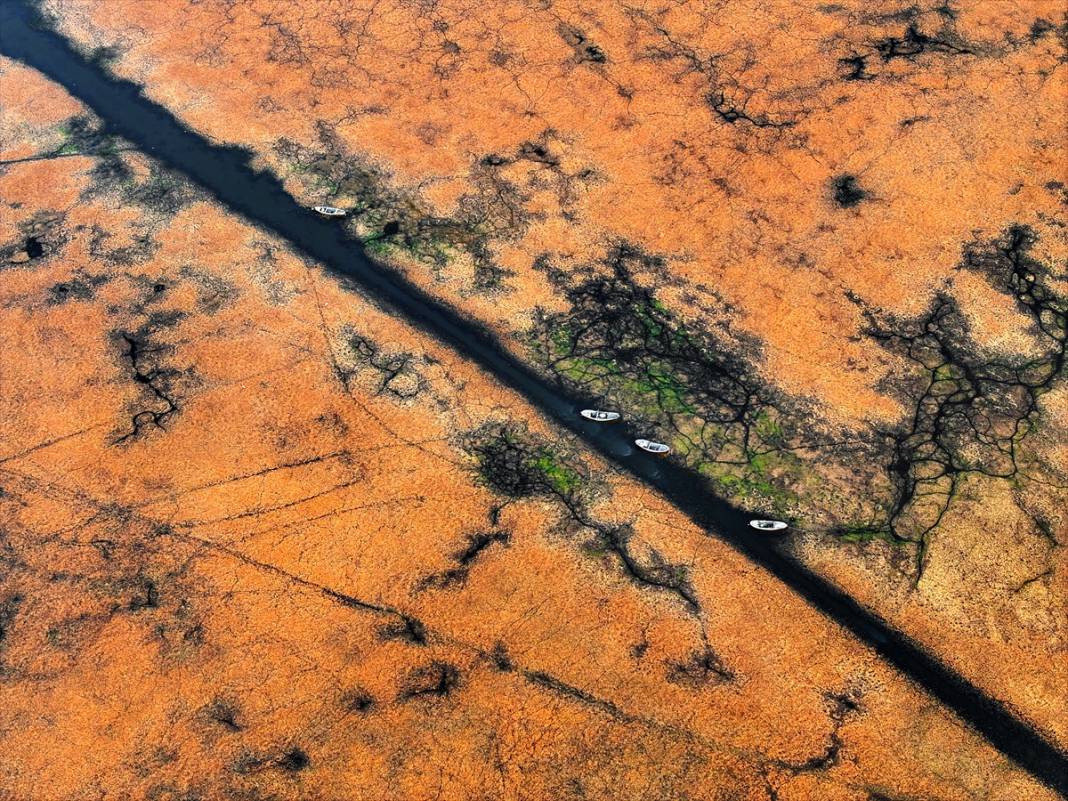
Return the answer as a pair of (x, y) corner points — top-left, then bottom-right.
(313, 205), (347, 217)
(635, 438), (670, 454)
(580, 409), (620, 422)
(748, 520), (788, 532)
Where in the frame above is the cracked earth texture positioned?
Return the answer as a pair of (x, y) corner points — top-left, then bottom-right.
(3, 59), (1057, 801)
(1, 0), (1066, 797)
(30, 0), (1068, 748)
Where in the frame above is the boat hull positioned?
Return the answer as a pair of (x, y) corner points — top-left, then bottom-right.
(635, 439), (670, 453)
(580, 409), (620, 421)
(748, 520), (788, 531)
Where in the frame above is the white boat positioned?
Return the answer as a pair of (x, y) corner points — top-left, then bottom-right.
(748, 520), (788, 532)
(313, 205), (347, 217)
(635, 438), (670, 454)
(580, 409), (620, 422)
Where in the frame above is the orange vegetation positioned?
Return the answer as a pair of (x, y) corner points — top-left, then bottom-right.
(2, 1), (1067, 795)
(32, 0), (1067, 750)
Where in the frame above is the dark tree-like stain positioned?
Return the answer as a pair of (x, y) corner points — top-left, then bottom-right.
(203, 698), (243, 732)
(397, 661), (461, 701)
(464, 421), (703, 612)
(854, 225), (1066, 577)
(666, 645), (735, 687)
(831, 175), (867, 207)
(837, 54), (874, 81)
(832, 10), (979, 83)
(1, 211), (69, 267)
(773, 690), (863, 774)
(531, 243), (804, 513)
(0, 594), (22, 647)
(533, 230), (1064, 582)
(464, 421), (586, 502)
(1029, 18), (1054, 42)
(874, 23), (973, 62)
(276, 748), (310, 772)
(707, 89), (796, 129)
(557, 23), (608, 64)
(377, 614), (428, 646)
(625, 8), (800, 130)
(419, 529), (511, 590)
(341, 687), (376, 714)
(274, 124), (513, 293)
(594, 524), (701, 612)
(112, 328), (183, 444)
(47, 271), (109, 305)
(341, 330), (425, 401)
(516, 140), (560, 167)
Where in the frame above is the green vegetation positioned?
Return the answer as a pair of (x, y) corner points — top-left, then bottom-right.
(532, 247), (806, 515)
(52, 115), (120, 159)
(712, 466), (796, 514)
(834, 525), (900, 545)
(274, 132), (510, 291)
(529, 450), (582, 496)
(634, 362), (695, 414)
(754, 410), (784, 444)
(465, 422), (586, 502)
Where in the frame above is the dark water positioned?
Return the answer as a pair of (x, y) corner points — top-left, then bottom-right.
(1, 3), (1064, 791)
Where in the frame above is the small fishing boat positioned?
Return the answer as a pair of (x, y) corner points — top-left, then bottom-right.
(580, 409), (620, 422)
(313, 205), (347, 217)
(635, 438), (670, 454)
(748, 520), (788, 532)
